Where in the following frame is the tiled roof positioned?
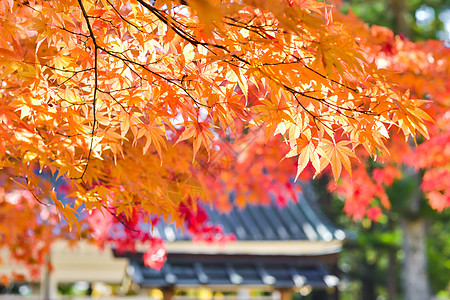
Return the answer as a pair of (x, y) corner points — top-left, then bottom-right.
(150, 184), (347, 242)
(116, 183), (345, 288)
(126, 254), (339, 288)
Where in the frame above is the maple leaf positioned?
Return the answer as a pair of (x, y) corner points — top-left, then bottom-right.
(52, 191), (80, 232)
(286, 133), (322, 180)
(319, 139), (358, 181)
(366, 206), (382, 222)
(253, 96), (295, 142)
(426, 191), (449, 213)
(143, 239), (167, 270)
(176, 121), (215, 160)
(140, 123), (167, 159)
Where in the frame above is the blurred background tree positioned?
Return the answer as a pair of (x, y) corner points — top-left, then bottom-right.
(320, 182), (450, 300)
(321, 1), (450, 299)
(340, 0), (450, 42)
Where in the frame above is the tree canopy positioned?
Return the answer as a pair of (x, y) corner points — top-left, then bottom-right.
(330, 10), (449, 219)
(325, 9), (449, 299)
(0, 0), (445, 279)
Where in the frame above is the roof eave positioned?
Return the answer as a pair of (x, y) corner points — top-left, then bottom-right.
(164, 240), (343, 256)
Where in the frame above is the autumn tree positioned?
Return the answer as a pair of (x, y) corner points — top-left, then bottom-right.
(0, 0), (437, 278)
(327, 10), (449, 300)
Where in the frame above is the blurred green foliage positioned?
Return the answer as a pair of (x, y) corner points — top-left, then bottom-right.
(317, 173), (449, 299)
(340, 0), (449, 41)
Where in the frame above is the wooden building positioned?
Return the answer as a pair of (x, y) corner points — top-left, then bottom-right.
(115, 185), (347, 300)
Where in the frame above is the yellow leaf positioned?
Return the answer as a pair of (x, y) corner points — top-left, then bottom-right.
(52, 191), (80, 232)
(319, 139), (358, 181)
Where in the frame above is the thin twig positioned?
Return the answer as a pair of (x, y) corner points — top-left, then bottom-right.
(77, 0), (99, 180)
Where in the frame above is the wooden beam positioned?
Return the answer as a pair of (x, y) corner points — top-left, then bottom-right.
(275, 288), (293, 300)
(162, 287), (174, 300)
